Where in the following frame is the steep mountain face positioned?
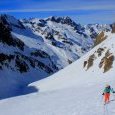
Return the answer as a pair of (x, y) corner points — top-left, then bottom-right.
(83, 24), (115, 73)
(21, 16), (93, 56)
(84, 32), (115, 73)
(0, 14), (113, 98)
(84, 24), (111, 40)
(0, 15), (58, 98)
(31, 32), (115, 93)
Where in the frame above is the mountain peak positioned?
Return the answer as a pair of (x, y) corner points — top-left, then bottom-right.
(0, 14), (25, 29)
(46, 16), (74, 24)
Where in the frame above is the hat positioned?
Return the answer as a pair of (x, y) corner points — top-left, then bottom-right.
(106, 84), (109, 87)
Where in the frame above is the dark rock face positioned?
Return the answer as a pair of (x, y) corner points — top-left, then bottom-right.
(14, 52), (54, 74)
(38, 19), (46, 27)
(0, 14), (25, 29)
(99, 50), (114, 73)
(0, 51), (55, 74)
(0, 53), (15, 70)
(31, 50), (50, 58)
(86, 24), (111, 40)
(0, 20), (12, 44)
(0, 19), (25, 51)
(46, 16), (85, 33)
(111, 23), (115, 33)
(86, 54), (95, 70)
(94, 31), (107, 46)
(88, 26), (98, 39)
(0, 14), (59, 76)
(84, 46), (114, 73)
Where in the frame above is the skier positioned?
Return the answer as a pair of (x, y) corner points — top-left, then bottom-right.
(102, 84), (115, 104)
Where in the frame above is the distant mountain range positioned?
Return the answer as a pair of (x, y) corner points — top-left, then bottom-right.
(0, 14), (114, 98)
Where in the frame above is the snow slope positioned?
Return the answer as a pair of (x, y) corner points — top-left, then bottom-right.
(0, 33), (115, 115)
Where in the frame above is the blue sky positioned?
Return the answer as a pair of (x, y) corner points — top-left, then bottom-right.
(0, 0), (115, 24)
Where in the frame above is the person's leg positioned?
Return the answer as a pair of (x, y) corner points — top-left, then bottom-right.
(104, 93), (108, 103)
(107, 93), (110, 102)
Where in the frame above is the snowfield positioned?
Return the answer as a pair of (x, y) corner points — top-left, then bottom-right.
(0, 33), (115, 115)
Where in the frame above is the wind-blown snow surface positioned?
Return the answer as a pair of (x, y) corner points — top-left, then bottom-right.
(0, 33), (115, 115)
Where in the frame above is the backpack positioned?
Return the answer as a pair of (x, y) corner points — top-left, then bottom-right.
(105, 86), (111, 93)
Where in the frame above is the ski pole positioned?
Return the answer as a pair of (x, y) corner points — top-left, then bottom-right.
(102, 93), (104, 104)
(113, 93), (115, 100)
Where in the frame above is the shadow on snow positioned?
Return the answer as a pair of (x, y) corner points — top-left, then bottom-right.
(0, 85), (39, 100)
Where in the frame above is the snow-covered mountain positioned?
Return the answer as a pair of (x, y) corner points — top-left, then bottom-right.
(84, 24), (111, 40)
(0, 14), (113, 98)
(32, 32), (115, 91)
(0, 31), (115, 115)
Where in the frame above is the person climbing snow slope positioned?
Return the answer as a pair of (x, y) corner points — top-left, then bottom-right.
(102, 84), (115, 104)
